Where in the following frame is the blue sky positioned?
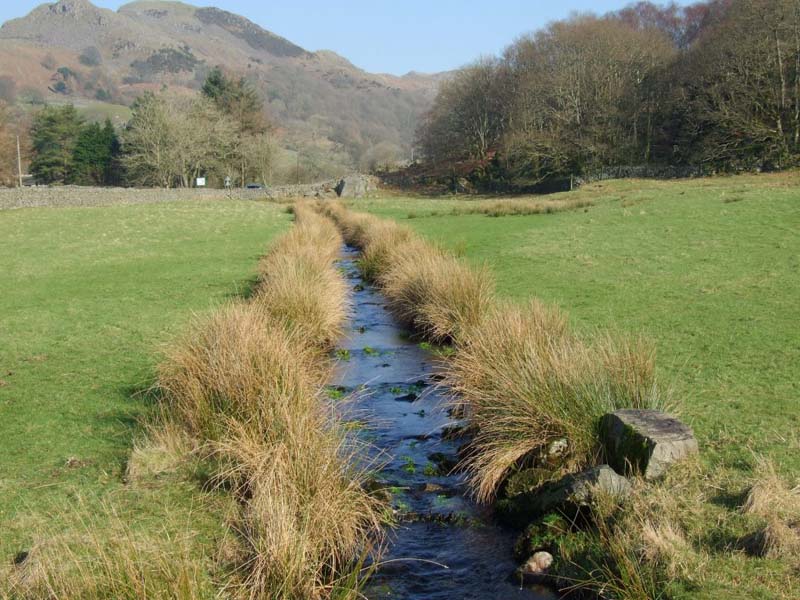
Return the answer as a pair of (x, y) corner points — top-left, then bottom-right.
(0, 1), (692, 75)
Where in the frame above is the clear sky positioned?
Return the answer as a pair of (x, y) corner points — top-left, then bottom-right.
(0, 0), (693, 75)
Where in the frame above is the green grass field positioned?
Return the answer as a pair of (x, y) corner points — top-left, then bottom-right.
(0, 200), (289, 564)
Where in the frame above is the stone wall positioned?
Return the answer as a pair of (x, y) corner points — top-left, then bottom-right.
(0, 175), (379, 211)
(574, 165), (707, 187)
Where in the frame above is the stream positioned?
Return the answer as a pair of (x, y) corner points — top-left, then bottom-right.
(333, 247), (555, 600)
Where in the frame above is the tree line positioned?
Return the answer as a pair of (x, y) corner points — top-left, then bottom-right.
(417, 0), (800, 188)
(13, 68), (276, 188)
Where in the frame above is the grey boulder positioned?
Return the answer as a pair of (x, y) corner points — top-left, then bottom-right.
(497, 465), (630, 527)
(601, 409), (699, 480)
(335, 174), (377, 198)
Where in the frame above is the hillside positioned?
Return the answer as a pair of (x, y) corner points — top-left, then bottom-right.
(0, 0), (442, 172)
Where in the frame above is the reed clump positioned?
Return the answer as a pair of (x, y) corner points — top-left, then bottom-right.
(155, 204), (381, 598)
(217, 422), (381, 599)
(445, 197), (594, 218)
(377, 238), (495, 342)
(445, 299), (664, 500)
(157, 302), (323, 442)
(255, 203), (349, 347)
(357, 220), (415, 282)
(741, 457), (800, 560)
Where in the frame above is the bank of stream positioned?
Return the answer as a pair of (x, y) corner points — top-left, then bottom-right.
(332, 246), (555, 600)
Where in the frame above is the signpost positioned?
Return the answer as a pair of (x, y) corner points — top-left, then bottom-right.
(16, 135), (22, 188)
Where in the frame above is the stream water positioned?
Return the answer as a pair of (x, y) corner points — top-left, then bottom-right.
(333, 247), (555, 600)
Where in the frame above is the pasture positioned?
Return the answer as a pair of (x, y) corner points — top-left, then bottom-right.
(0, 200), (289, 564)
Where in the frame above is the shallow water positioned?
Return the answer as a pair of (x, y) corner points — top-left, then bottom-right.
(333, 247), (555, 600)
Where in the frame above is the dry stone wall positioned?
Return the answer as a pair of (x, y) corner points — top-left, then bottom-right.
(0, 175), (379, 210)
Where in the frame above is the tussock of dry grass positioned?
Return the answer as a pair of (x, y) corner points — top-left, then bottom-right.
(357, 220), (415, 282)
(217, 423), (381, 600)
(378, 238), (495, 342)
(1, 505), (215, 600)
(127, 418), (200, 483)
(742, 458), (800, 519)
(443, 197), (594, 218)
(445, 299), (664, 501)
(255, 253), (349, 348)
(741, 458), (800, 560)
(135, 203), (381, 599)
(255, 204), (349, 347)
(158, 302), (323, 442)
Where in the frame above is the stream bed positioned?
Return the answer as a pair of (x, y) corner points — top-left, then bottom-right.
(333, 247), (555, 600)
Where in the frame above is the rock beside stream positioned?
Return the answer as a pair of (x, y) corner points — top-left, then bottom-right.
(601, 409), (699, 479)
(497, 465), (631, 528)
(517, 551), (554, 584)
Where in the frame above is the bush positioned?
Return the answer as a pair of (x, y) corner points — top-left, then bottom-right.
(79, 46), (102, 67)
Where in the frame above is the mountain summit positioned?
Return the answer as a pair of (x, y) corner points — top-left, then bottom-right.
(0, 0), (441, 168)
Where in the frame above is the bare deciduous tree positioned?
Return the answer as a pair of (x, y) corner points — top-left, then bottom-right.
(122, 92), (236, 187)
(0, 102), (16, 186)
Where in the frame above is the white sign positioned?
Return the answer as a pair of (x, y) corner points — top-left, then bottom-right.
(196, 177), (206, 187)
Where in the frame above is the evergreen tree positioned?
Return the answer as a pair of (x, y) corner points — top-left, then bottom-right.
(202, 67), (268, 185)
(30, 105), (84, 184)
(72, 118), (120, 185)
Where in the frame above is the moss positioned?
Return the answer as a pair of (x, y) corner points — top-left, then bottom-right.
(514, 512), (571, 560)
(503, 467), (552, 498)
(427, 452), (459, 474)
(401, 456), (416, 474)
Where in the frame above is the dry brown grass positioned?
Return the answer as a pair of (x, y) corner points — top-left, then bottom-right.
(742, 457), (800, 560)
(445, 299), (665, 501)
(378, 238), (495, 342)
(443, 197), (594, 218)
(147, 203), (382, 599)
(255, 252), (349, 348)
(217, 423), (381, 600)
(1, 504), (215, 600)
(356, 220), (415, 282)
(319, 201), (494, 343)
(158, 302), (324, 442)
(255, 204), (349, 347)
(317, 201), (376, 249)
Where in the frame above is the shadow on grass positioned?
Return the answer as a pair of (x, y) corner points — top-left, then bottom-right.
(226, 274), (261, 301)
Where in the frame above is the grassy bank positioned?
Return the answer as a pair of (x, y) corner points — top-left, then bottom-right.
(148, 203), (381, 599)
(356, 174), (799, 470)
(3, 201), (381, 598)
(0, 200), (290, 589)
(343, 172), (799, 599)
